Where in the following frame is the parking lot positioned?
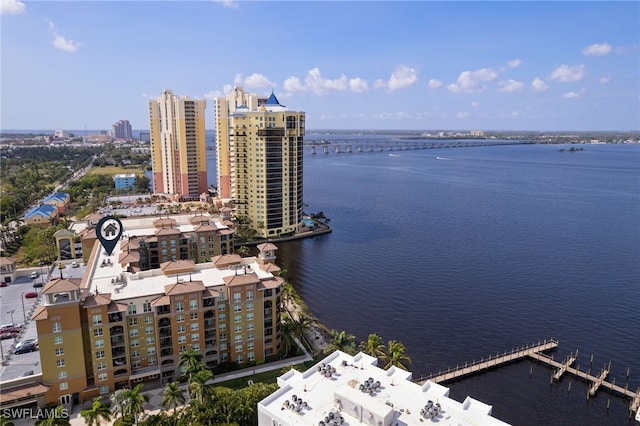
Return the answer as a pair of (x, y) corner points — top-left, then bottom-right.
(0, 270), (48, 381)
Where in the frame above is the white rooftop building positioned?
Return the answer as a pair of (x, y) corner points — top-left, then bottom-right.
(258, 350), (510, 426)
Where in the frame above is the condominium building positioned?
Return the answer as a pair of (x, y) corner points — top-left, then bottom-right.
(258, 350), (510, 426)
(214, 88), (305, 238)
(111, 120), (133, 139)
(33, 214), (285, 406)
(114, 173), (137, 191)
(149, 90), (208, 200)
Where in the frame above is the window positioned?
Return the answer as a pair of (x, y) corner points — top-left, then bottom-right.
(132, 360), (142, 369)
(217, 303), (226, 310)
(129, 317), (138, 326)
(131, 339), (140, 347)
(131, 350), (140, 358)
(92, 315), (103, 326)
(246, 291), (253, 301)
(189, 299), (198, 310)
(146, 337), (155, 345)
(98, 372), (108, 382)
(52, 321), (62, 333)
(96, 350), (105, 359)
(246, 303), (254, 311)
(190, 312), (198, 320)
(190, 323), (199, 331)
(130, 329), (139, 337)
(97, 361), (106, 370)
(219, 342), (227, 350)
(247, 342), (255, 350)
(234, 325), (242, 333)
(236, 354), (243, 364)
(95, 339), (105, 348)
(54, 336), (63, 345)
(146, 326), (154, 335)
(219, 333), (227, 341)
(218, 313), (226, 321)
(147, 347), (156, 355)
(59, 382), (68, 391)
(128, 305), (137, 315)
(246, 313), (254, 321)
(248, 352), (255, 362)
(176, 314), (185, 323)
(145, 315), (153, 324)
(55, 348), (64, 356)
(235, 335), (242, 343)
(179, 345), (187, 353)
(247, 323), (254, 331)
(93, 328), (103, 337)
(234, 305), (242, 312)
(191, 333), (199, 341)
(148, 357), (157, 365)
(218, 323), (227, 331)
(99, 386), (109, 395)
(143, 302), (152, 313)
(177, 335), (187, 344)
(176, 301), (184, 312)
(234, 314), (242, 323)
(56, 359), (65, 367)
(233, 293), (241, 303)
(247, 332), (254, 341)
(177, 325), (186, 333)
(235, 344), (242, 352)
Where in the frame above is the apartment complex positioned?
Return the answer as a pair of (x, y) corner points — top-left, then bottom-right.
(214, 88), (305, 238)
(110, 119), (133, 139)
(149, 90), (208, 200)
(259, 350), (510, 426)
(34, 214), (285, 406)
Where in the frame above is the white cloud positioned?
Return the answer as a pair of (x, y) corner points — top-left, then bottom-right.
(283, 76), (306, 93)
(599, 75), (612, 84)
(236, 73), (275, 89)
(373, 79), (386, 89)
(507, 59), (523, 68)
(428, 79), (442, 89)
(562, 91), (580, 99)
(497, 79), (524, 93)
(47, 19), (79, 52)
(204, 90), (223, 100)
(348, 77), (368, 92)
(0, 0), (25, 15)
(549, 64), (585, 82)
(471, 101), (478, 108)
(457, 112), (469, 119)
(386, 65), (418, 90)
(212, 0), (239, 8)
(447, 68), (498, 93)
(582, 43), (612, 56)
(531, 77), (549, 92)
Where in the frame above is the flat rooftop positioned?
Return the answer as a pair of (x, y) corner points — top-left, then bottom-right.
(259, 350), (510, 426)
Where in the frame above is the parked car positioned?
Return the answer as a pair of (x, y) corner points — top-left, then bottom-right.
(71, 261), (79, 268)
(0, 323), (19, 332)
(30, 271), (39, 279)
(0, 281), (8, 287)
(24, 292), (38, 299)
(33, 282), (43, 288)
(14, 339), (38, 354)
(0, 330), (18, 340)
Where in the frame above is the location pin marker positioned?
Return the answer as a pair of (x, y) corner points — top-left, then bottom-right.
(96, 215), (124, 256)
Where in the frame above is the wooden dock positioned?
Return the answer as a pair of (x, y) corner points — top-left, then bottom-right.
(422, 339), (558, 384)
(419, 339), (640, 418)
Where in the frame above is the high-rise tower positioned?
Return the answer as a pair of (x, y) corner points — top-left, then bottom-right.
(214, 89), (305, 238)
(149, 90), (207, 200)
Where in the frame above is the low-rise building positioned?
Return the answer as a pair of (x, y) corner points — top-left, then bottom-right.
(0, 257), (17, 284)
(24, 205), (58, 225)
(114, 174), (137, 191)
(258, 350), (510, 426)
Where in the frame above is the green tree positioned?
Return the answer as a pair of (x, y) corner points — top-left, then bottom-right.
(120, 384), (149, 424)
(359, 333), (386, 360)
(178, 347), (204, 381)
(236, 245), (250, 257)
(187, 368), (214, 404)
(80, 397), (111, 426)
(161, 381), (186, 413)
(34, 406), (70, 426)
(324, 329), (357, 355)
(110, 388), (128, 421)
(382, 340), (412, 370)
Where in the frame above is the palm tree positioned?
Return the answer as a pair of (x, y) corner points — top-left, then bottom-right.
(121, 383), (149, 424)
(359, 333), (386, 360)
(236, 245), (250, 257)
(0, 416), (15, 426)
(324, 329), (357, 355)
(80, 397), (111, 426)
(178, 347), (204, 380)
(110, 389), (128, 422)
(161, 381), (186, 413)
(34, 406), (70, 426)
(187, 368), (214, 404)
(382, 340), (412, 370)
(280, 317), (298, 356)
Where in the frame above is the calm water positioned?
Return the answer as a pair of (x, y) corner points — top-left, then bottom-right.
(219, 135), (639, 426)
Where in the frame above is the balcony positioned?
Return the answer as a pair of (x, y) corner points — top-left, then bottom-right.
(159, 327), (172, 337)
(110, 326), (124, 336)
(111, 336), (125, 347)
(160, 337), (173, 348)
(113, 357), (127, 367)
(108, 313), (123, 323)
(156, 306), (171, 315)
(158, 318), (171, 328)
(204, 330), (216, 339)
(112, 347), (126, 358)
(204, 319), (215, 329)
(160, 348), (173, 358)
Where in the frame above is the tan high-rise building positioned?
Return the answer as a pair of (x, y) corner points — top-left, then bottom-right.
(149, 90), (208, 200)
(215, 89), (305, 238)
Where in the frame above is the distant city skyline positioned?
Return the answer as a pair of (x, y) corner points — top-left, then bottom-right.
(1, 1), (638, 131)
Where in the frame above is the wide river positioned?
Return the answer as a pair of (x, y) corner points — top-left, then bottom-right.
(209, 133), (640, 425)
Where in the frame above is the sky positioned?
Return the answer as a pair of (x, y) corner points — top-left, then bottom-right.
(1, 0), (639, 132)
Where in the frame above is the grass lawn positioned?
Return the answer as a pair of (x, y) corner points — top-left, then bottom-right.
(86, 165), (145, 176)
(215, 359), (317, 390)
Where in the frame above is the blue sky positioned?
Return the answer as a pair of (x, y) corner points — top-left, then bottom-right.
(1, 1), (639, 131)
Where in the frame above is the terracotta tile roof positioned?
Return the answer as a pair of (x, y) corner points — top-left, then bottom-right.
(154, 218), (177, 228)
(156, 227), (180, 236)
(258, 276), (284, 290)
(107, 301), (128, 313)
(203, 288), (220, 298)
(218, 228), (235, 235)
(0, 383), (49, 404)
(83, 293), (112, 307)
(164, 280), (206, 296)
(0, 257), (15, 265)
(151, 295), (170, 307)
(118, 251), (140, 264)
(211, 254), (242, 268)
(160, 260), (195, 275)
(257, 242), (278, 251)
(222, 220), (235, 227)
(32, 305), (48, 321)
(194, 224), (218, 232)
(189, 215), (210, 225)
(84, 212), (104, 221)
(81, 228), (97, 239)
(223, 272), (259, 287)
(43, 278), (81, 294)
(261, 262), (281, 273)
